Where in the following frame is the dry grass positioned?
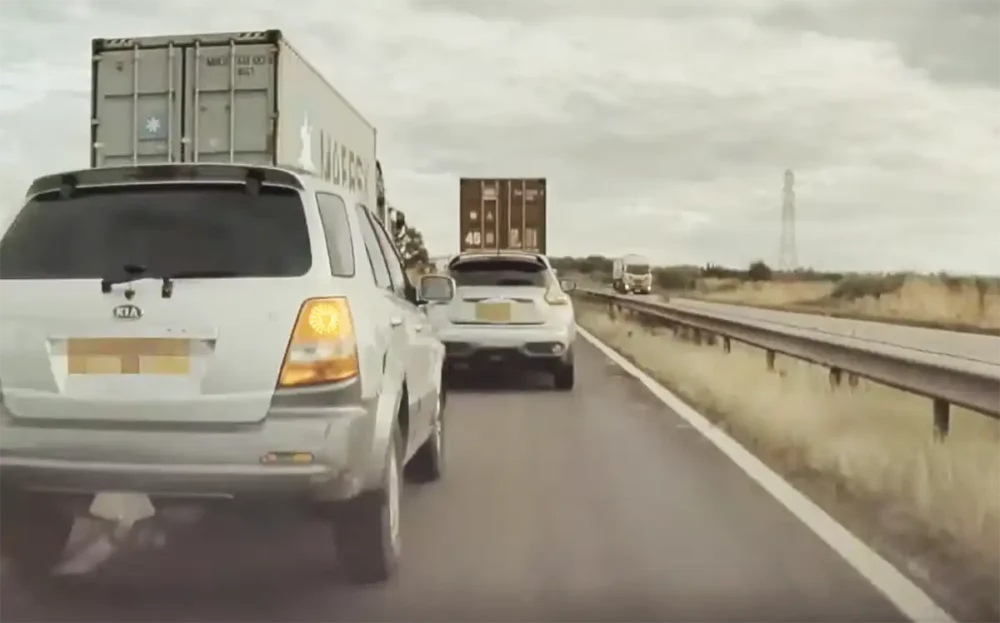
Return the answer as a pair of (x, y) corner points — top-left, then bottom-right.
(695, 278), (835, 306)
(576, 301), (1000, 616)
(842, 275), (999, 328)
(690, 274), (1000, 332)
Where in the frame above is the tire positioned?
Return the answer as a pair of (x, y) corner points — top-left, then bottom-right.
(553, 362), (575, 391)
(331, 425), (403, 584)
(405, 387), (445, 484)
(0, 491), (74, 584)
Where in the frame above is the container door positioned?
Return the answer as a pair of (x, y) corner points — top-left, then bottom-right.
(522, 179), (546, 254)
(507, 180), (525, 250)
(183, 42), (277, 164)
(498, 179), (545, 254)
(497, 180), (511, 250)
(483, 180), (502, 250)
(91, 44), (184, 167)
(460, 179), (505, 252)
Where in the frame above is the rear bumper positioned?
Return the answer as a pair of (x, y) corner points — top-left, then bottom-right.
(0, 458), (348, 499)
(437, 323), (574, 370)
(0, 401), (377, 504)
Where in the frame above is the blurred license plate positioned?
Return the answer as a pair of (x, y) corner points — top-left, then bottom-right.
(67, 338), (191, 375)
(475, 302), (511, 322)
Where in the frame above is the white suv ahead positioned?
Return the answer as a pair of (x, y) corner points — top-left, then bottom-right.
(428, 251), (577, 390)
(0, 163), (455, 585)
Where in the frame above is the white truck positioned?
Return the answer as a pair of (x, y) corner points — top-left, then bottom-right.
(90, 29), (387, 222)
(612, 254), (653, 294)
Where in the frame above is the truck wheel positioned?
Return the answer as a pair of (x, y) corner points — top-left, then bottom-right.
(553, 362), (575, 391)
(0, 491), (74, 583)
(405, 387), (446, 484)
(331, 425), (403, 584)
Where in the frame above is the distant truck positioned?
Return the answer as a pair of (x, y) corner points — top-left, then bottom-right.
(612, 254), (653, 294)
(459, 178), (547, 254)
(89, 29), (387, 222)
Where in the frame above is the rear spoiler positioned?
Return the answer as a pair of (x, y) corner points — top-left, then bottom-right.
(449, 250), (547, 268)
(26, 164), (305, 200)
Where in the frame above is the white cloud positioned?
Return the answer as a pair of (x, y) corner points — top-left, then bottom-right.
(0, 0), (997, 273)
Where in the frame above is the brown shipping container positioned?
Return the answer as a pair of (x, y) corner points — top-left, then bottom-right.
(459, 178), (547, 254)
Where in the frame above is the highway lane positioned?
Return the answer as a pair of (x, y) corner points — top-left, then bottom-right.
(0, 338), (910, 622)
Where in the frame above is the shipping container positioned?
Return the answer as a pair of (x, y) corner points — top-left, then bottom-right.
(90, 29), (383, 216)
(459, 178), (547, 254)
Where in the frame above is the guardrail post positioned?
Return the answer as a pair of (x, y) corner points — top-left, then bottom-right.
(723, 337), (731, 353)
(933, 399), (950, 441)
(705, 333), (717, 346)
(848, 373), (859, 388)
(766, 350), (776, 371)
(692, 329), (702, 345)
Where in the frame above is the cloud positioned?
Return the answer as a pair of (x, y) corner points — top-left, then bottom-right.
(759, 0), (1000, 88)
(0, 0), (997, 272)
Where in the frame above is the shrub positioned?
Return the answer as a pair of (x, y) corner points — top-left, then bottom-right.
(830, 274), (906, 301)
(747, 260), (773, 282)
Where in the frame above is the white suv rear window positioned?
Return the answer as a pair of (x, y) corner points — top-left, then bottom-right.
(450, 258), (551, 287)
(0, 184), (312, 279)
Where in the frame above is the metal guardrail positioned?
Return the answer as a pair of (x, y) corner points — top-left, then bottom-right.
(572, 288), (1000, 440)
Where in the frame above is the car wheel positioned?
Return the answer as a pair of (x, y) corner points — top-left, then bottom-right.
(331, 424), (403, 584)
(553, 362), (575, 391)
(405, 388), (445, 484)
(0, 491), (74, 584)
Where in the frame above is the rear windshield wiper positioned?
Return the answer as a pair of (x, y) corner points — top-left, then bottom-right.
(101, 263), (149, 294)
(101, 266), (241, 299)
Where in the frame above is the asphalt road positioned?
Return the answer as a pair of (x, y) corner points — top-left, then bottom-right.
(0, 338), (909, 623)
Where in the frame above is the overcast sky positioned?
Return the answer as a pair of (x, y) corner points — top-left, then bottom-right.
(0, 0), (997, 273)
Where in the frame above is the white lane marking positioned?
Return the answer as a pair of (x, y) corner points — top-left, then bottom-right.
(577, 326), (956, 623)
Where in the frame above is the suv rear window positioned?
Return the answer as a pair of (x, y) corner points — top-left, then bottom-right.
(450, 258), (551, 287)
(0, 184), (312, 279)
